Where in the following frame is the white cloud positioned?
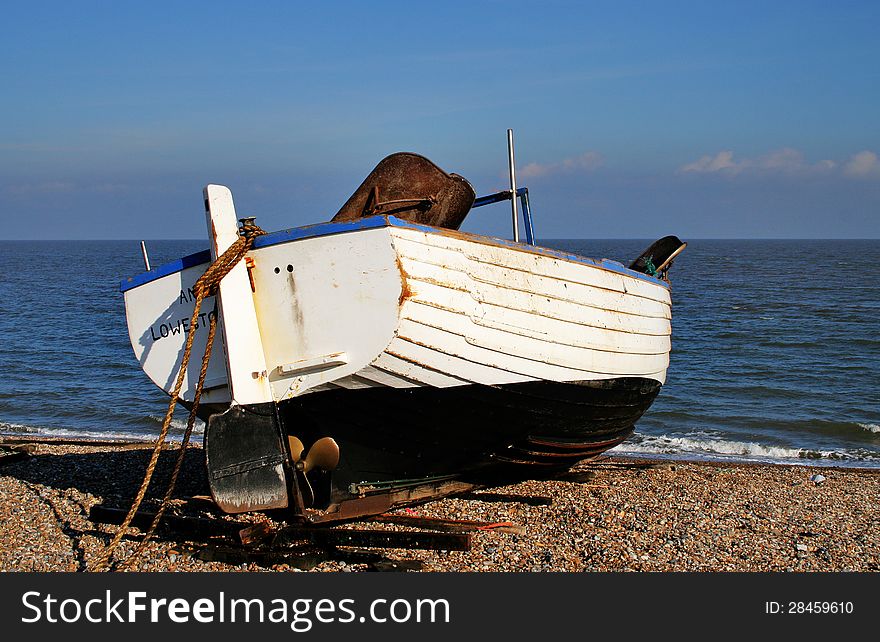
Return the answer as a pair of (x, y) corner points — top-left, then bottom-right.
(678, 148), (837, 176)
(760, 148), (809, 171)
(679, 150), (737, 173)
(519, 152), (603, 179)
(843, 151), (880, 178)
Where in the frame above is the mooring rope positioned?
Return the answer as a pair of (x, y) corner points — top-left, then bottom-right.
(89, 220), (265, 572)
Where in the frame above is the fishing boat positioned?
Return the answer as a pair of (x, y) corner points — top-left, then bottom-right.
(120, 132), (685, 522)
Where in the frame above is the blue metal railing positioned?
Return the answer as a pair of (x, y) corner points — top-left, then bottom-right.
(472, 187), (535, 245)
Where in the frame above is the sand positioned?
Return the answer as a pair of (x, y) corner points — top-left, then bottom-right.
(1, 440), (877, 572)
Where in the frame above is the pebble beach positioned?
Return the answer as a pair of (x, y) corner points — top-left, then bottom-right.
(1, 440), (877, 573)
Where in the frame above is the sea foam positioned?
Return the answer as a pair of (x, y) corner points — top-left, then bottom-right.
(615, 434), (850, 464)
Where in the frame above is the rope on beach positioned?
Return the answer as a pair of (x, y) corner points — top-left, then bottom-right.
(88, 220), (265, 572)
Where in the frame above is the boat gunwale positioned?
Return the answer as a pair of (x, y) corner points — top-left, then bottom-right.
(119, 215), (671, 293)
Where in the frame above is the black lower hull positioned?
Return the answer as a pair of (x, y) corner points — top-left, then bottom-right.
(281, 377), (659, 491)
(203, 377), (661, 519)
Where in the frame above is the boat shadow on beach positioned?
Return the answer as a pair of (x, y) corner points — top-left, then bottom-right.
(4, 445), (211, 503)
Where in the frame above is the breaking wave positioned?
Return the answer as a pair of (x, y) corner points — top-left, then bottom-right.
(614, 433), (880, 467)
(858, 423), (880, 434)
(0, 419), (202, 443)
(1, 421), (149, 442)
(146, 415), (204, 435)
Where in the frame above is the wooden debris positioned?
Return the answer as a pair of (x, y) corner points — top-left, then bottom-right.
(238, 522), (274, 546)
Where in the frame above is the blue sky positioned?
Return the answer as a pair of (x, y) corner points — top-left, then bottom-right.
(1, 0), (878, 239)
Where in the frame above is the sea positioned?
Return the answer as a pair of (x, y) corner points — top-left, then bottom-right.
(0, 238), (878, 468)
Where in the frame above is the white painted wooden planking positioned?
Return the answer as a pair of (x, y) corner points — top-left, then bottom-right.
(396, 247), (672, 320)
(391, 228), (671, 303)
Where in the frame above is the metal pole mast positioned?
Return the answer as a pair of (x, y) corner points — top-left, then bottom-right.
(507, 128), (519, 242)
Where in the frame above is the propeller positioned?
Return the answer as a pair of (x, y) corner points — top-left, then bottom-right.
(287, 436), (340, 507)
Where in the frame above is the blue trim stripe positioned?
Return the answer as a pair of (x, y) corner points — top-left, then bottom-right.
(118, 218), (390, 293)
(119, 249), (211, 293)
(251, 216), (391, 249)
(119, 215), (669, 292)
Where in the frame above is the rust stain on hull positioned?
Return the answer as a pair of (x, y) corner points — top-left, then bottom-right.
(395, 254), (415, 308)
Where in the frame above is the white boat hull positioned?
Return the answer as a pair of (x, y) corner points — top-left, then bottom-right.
(122, 217), (672, 406)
